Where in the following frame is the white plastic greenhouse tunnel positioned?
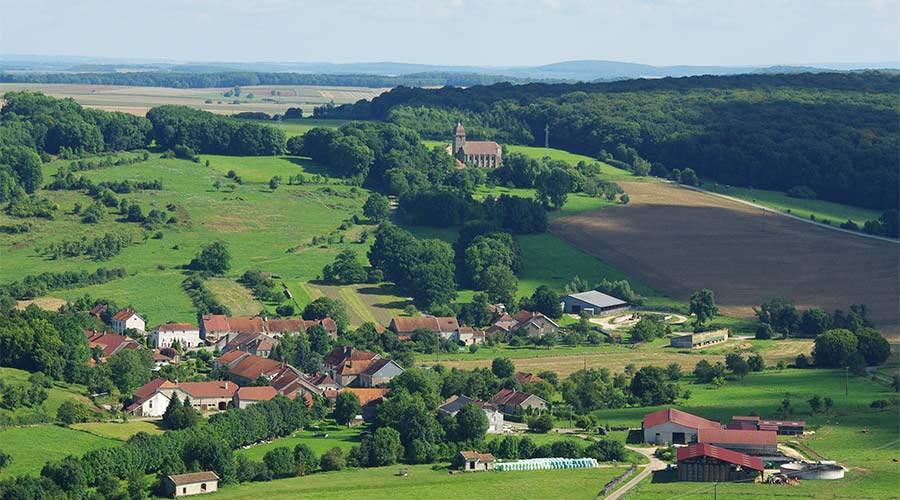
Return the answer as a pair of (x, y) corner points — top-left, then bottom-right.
(494, 458), (599, 472)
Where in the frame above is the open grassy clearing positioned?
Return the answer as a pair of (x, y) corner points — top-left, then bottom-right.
(235, 426), (364, 461)
(702, 182), (882, 227)
(297, 282), (413, 326)
(0, 83), (387, 117)
(551, 181), (900, 333)
(418, 338), (812, 377)
(0, 425), (121, 477)
(70, 420), (165, 441)
(216, 463), (621, 500)
(205, 278), (265, 316)
(247, 118), (355, 137)
(0, 153), (372, 324)
(0, 367), (96, 421)
(603, 369), (900, 500)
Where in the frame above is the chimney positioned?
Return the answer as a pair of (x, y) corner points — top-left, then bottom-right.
(224, 381), (229, 389)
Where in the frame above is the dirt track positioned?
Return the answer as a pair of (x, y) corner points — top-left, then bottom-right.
(551, 182), (900, 332)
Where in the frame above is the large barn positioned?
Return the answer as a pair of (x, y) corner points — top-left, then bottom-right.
(560, 290), (629, 316)
(676, 443), (764, 482)
(643, 408), (721, 445)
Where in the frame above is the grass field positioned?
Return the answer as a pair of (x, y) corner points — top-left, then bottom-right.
(216, 463), (622, 500)
(702, 182), (882, 226)
(601, 369), (900, 500)
(0, 153), (377, 324)
(0, 367), (96, 422)
(551, 181), (900, 333)
(70, 420), (165, 441)
(249, 118), (353, 137)
(0, 84), (387, 117)
(0, 425), (120, 477)
(235, 426), (364, 461)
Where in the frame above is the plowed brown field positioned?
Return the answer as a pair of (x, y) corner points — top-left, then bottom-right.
(551, 181), (900, 332)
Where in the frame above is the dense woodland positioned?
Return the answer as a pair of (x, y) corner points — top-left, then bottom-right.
(319, 72), (900, 210)
(0, 71), (546, 89)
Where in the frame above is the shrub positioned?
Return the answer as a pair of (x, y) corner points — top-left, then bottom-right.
(527, 413), (554, 433)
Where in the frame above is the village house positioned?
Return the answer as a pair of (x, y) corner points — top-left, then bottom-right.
(218, 331), (278, 358)
(200, 314), (338, 343)
(560, 290), (630, 316)
(488, 388), (548, 416)
(213, 351), (326, 398)
(449, 121), (502, 168)
(163, 471), (219, 498)
(514, 372), (543, 384)
(456, 326), (486, 345)
(642, 408), (721, 445)
(487, 310), (558, 340)
(84, 330), (142, 363)
(111, 309), (146, 334)
(125, 378), (176, 417)
(152, 348), (178, 371)
(162, 381), (238, 411)
(457, 451), (496, 472)
(438, 395), (504, 434)
(232, 386), (279, 409)
(388, 316), (461, 341)
(357, 358), (405, 388)
(339, 387), (391, 421)
(150, 323), (202, 349)
(309, 373), (341, 392)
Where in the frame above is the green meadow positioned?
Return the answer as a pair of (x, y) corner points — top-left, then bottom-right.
(0, 425), (121, 477)
(0, 367), (95, 422)
(235, 426), (364, 461)
(215, 462), (622, 500)
(701, 183), (882, 227)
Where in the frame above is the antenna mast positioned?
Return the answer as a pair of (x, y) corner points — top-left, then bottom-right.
(544, 124), (550, 159)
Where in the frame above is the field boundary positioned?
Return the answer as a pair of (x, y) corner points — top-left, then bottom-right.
(680, 183), (899, 245)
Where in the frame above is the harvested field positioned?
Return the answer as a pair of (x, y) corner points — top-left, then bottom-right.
(552, 181), (900, 332)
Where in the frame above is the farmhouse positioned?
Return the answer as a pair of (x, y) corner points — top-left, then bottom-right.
(458, 451), (496, 472)
(438, 395), (504, 433)
(340, 387), (390, 420)
(163, 471), (219, 498)
(450, 121), (502, 168)
(324, 346), (381, 386)
(560, 290), (629, 316)
(642, 408), (721, 445)
(151, 323), (202, 349)
(126, 377), (176, 417)
(696, 428), (778, 456)
(487, 310), (558, 340)
(670, 329), (729, 349)
(84, 330), (142, 362)
(515, 372), (543, 384)
(152, 348), (178, 371)
(676, 443), (764, 482)
(357, 358), (405, 388)
(488, 388), (548, 416)
(111, 309), (145, 334)
(388, 316), (460, 340)
(164, 381), (239, 411)
(219, 331), (278, 358)
(200, 314), (338, 343)
(232, 386), (279, 409)
(456, 326), (486, 345)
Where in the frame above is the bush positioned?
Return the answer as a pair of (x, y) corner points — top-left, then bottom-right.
(263, 447), (296, 478)
(527, 413), (554, 433)
(585, 439), (627, 462)
(57, 400), (91, 425)
(319, 447), (345, 471)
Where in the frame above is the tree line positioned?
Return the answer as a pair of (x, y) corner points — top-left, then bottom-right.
(317, 72), (899, 210)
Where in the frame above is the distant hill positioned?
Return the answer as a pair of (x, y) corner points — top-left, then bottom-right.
(2, 55), (898, 83)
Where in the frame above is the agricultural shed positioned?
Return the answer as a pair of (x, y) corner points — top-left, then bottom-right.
(643, 408), (720, 445)
(560, 290), (629, 316)
(696, 428), (777, 456)
(676, 444), (763, 482)
(163, 471), (219, 497)
(670, 329), (729, 349)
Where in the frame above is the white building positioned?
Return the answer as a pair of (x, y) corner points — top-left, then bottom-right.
(151, 323), (202, 349)
(111, 309), (146, 334)
(643, 407), (721, 445)
(163, 472), (219, 497)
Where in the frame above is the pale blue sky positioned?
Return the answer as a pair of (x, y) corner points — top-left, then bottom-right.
(1, 0), (897, 66)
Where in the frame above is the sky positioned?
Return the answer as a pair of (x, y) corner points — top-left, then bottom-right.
(1, 0), (898, 67)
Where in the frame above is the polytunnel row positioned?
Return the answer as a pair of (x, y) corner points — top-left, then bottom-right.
(494, 457), (599, 472)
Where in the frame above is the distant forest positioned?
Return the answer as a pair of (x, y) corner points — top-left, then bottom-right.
(318, 72), (900, 210)
(0, 71), (546, 89)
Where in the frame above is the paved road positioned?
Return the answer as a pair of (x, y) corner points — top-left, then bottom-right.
(603, 446), (666, 500)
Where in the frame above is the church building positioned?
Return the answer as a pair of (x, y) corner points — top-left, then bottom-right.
(451, 121), (502, 168)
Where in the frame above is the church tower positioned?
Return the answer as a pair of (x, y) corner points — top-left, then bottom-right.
(453, 120), (466, 156)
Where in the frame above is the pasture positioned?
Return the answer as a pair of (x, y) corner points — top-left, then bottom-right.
(0, 425), (120, 477)
(215, 463), (622, 500)
(0, 367), (96, 422)
(601, 369), (900, 500)
(235, 426), (363, 461)
(551, 181), (900, 333)
(0, 83), (387, 117)
(70, 420), (165, 441)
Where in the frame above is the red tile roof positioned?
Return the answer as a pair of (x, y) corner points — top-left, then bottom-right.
(226, 316), (266, 334)
(488, 388), (545, 407)
(175, 381), (238, 399)
(341, 388), (390, 406)
(235, 386), (278, 401)
(214, 350), (249, 365)
(461, 141), (501, 156)
(265, 319), (306, 333)
(389, 316), (459, 334)
(133, 377), (176, 400)
(167, 472), (220, 485)
(324, 346), (378, 367)
(88, 304), (108, 316)
(697, 428), (777, 447)
(643, 408), (721, 430)
(515, 372), (543, 384)
(201, 314), (231, 333)
(112, 309), (140, 322)
(676, 443), (764, 472)
(227, 354), (284, 381)
(153, 323), (198, 331)
(725, 421), (759, 431)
